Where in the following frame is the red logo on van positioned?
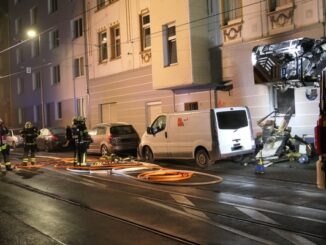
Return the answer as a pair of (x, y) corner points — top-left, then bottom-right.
(177, 118), (184, 127)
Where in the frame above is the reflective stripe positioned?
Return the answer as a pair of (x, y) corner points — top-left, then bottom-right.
(5, 162), (11, 166)
(23, 158), (28, 162)
(31, 158), (36, 163)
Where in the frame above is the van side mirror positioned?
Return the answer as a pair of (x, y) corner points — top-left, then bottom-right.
(146, 127), (152, 134)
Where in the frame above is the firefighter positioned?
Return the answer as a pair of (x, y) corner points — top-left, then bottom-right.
(0, 118), (12, 171)
(71, 116), (91, 166)
(20, 121), (40, 166)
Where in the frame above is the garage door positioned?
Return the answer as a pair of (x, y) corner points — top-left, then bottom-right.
(101, 103), (117, 123)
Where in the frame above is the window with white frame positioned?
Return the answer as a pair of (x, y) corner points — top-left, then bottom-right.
(51, 65), (60, 85)
(77, 98), (85, 117)
(55, 102), (62, 120)
(49, 29), (59, 49)
(269, 0), (293, 11)
(163, 23), (177, 66)
(98, 30), (108, 62)
(222, 0), (242, 26)
(140, 12), (151, 51)
(33, 105), (38, 123)
(31, 38), (40, 57)
(74, 57), (84, 78)
(32, 71), (41, 91)
(18, 107), (23, 124)
(110, 25), (121, 59)
(16, 48), (22, 64)
(17, 77), (24, 95)
(14, 17), (22, 35)
(48, 0), (58, 14)
(73, 17), (83, 39)
(30, 6), (38, 25)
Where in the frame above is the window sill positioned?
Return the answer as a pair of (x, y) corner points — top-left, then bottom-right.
(164, 62), (178, 68)
(110, 56), (121, 61)
(98, 59), (108, 65)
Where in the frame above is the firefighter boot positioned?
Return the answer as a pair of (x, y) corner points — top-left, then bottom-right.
(5, 162), (13, 171)
(31, 158), (36, 165)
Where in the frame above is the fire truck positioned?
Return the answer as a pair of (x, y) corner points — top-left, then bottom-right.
(252, 37), (326, 189)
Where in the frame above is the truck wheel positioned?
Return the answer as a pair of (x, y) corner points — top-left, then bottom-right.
(101, 145), (109, 156)
(195, 148), (210, 168)
(143, 146), (154, 163)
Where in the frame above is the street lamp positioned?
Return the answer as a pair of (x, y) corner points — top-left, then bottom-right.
(26, 28), (45, 129)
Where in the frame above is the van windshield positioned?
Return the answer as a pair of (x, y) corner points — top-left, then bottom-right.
(216, 110), (248, 130)
(110, 125), (135, 135)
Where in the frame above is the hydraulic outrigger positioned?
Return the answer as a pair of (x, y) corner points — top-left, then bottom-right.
(252, 37), (326, 189)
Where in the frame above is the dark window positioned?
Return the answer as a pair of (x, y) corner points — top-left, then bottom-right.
(73, 18), (83, 39)
(110, 125), (136, 135)
(184, 102), (198, 111)
(217, 110), (248, 130)
(274, 88), (295, 114)
(49, 0), (58, 14)
(99, 31), (108, 62)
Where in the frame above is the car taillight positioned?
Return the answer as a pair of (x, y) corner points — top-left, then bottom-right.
(51, 135), (59, 141)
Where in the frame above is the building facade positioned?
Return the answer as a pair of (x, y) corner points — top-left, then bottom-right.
(7, 0), (89, 129)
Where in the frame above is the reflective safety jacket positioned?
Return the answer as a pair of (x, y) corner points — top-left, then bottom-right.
(0, 125), (9, 148)
(20, 127), (40, 145)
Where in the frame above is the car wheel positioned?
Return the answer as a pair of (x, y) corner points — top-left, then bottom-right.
(143, 146), (154, 163)
(195, 148), (211, 168)
(101, 145), (109, 156)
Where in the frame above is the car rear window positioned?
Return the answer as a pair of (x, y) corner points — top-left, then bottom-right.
(110, 125), (135, 135)
(51, 128), (66, 135)
(216, 110), (248, 130)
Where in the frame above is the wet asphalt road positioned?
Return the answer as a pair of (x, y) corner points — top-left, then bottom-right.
(0, 149), (325, 245)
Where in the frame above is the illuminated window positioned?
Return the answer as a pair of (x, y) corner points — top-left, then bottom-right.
(49, 29), (59, 49)
(32, 71), (41, 91)
(17, 77), (24, 95)
(14, 17), (22, 35)
(30, 6), (38, 25)
(184, 102), (198, 111)
(73, 17), (83, 39)
(74, 57), (84, 77)
(48, 0), (58, 14)
(163, 23), (177, 66)
(51, 65), (60, 85)
(140, 12), (151, 51)
(110, 25), (121, 59)
(222, 0), (242, 26)
(98, 31), (108, 62)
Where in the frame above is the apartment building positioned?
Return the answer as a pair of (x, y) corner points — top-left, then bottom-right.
(8, 0), (88, 128)
(0, 1), (11, 125)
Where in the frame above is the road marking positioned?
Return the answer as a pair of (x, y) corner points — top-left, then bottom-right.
(139, 197), (278, 245)
(170, 194), (209, 219)
(237, 207), (317, 245)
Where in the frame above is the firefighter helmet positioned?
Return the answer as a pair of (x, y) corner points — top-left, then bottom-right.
(25, 121), (33, 129)
(73, 116), (86, 125)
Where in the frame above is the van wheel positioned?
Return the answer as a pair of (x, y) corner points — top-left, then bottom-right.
(195, 148), (210, 168)
(101, 145), (109, 156)
(143, 146), (154, 163)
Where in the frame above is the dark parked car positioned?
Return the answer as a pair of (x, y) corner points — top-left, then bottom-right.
(36, 127), (67, 152)
(88, 123), (140, 156)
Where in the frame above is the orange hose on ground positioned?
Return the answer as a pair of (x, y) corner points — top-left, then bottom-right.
(137, 169), (193, 182)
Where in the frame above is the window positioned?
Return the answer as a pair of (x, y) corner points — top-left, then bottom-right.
(48, 0), (58, 14)
(17, 78), (24, 95)
(77, 98), (85, 117)
(33, 105), (38, 123)
(18, 107), (23, 124)
(51, 65), (60, 85)
(74, 57), (84, 77)
(184, 102), (198, 111)
(16, 48), (22, 64)
(14, 17), (22, 35)
(56, 102), (62, 120)
(14, 0), (21, 5)
(110, 25), (121, 59)
(32, 71), (41, 91)
(151, 115), (166, 134)
(73, 18), (83, 39)
(98, 31), (108, 62)
(97, 0), (106, 9)
(269, 0), (293, 11)
(163, 23), (177, 66)
(274, 88), (295, 114)
(30, 6), (38, 25)
(216, 110), (248, 130)
(140, 12), (151, 51)
(49, 30), (59, 49)
(31, 38), (40, 57)
(222, 0), (242, 25)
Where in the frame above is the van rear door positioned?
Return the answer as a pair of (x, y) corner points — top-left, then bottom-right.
(214, 107), (255, 157)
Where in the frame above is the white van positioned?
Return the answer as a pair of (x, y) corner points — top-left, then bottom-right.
(139, 107), (255, 167)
